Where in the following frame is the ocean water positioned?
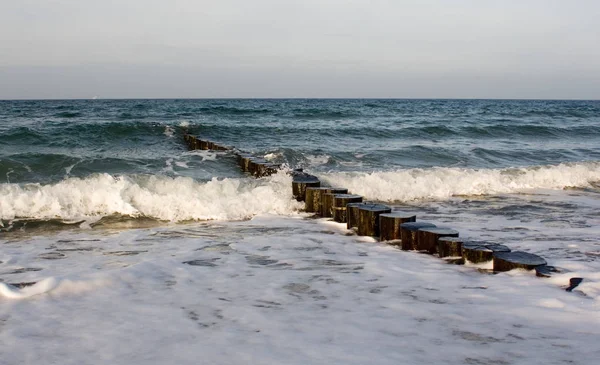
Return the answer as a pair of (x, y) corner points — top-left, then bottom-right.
(1, 99), (599, 364)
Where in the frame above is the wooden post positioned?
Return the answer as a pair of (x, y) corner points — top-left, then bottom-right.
(565, 278), (584, 292)
(257, 163), (280, 177)
(320, 188), (349, 217)
(493, 251), (547, 272)
(248, 158), (267, 176)
(252, 162), (269, 177)
(332, 194), (363, 223)
(437, 237), (464, 258)
(463, 242), (510, 264)
(347, 202), (364, 230)
(535, 265), (560, 278)
(357, 204), (392, 237)
(213, 144), (231, 151)
(237, 153), (253, 171)
(305, 187), (329, 213)
(292, 174), (320, 201)
(199, 140), (209, 150)
(379, 212), (417, 243)
(242, 156), (254, 172)
(399, 222), (436, 251)
(417, 227), (459, 254)
(188, 136), (197, 149)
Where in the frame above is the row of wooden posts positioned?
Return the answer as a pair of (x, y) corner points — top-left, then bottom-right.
(184, 134), (282, 178)
(183, 132), (567, 280)
(290, 172), (557, 275)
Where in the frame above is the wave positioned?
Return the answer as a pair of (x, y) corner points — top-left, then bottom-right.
(319, 162), (600, 202)
(1, 122), (181, 147)
(197, 106), (272, 116)
(0, 126), (44, 143)
(53, 111), (82, 118)
(0, 172), (302, 222)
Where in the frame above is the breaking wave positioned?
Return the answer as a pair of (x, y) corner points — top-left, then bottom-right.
(320, 162), (600, 202)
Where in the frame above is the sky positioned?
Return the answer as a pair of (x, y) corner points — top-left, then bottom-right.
(0, 0), (599, 99)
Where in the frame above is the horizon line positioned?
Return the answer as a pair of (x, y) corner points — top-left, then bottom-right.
(1, 97), (599, 102)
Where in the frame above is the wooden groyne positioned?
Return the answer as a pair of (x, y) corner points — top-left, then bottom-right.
(184, 133), (282, 178)
(182, 131), (579, 290)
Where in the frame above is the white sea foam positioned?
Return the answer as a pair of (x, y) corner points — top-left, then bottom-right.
(0, 216), (598, 364)
(264, 152), (282, 161)
(0, 277), (110, 299)
(0, 172), (302, 222)
(320, 162), (600, 202)
(0, 278), (58, 299)
(178, 121), (190, 128)
(185, 150), (218, 161)
(305, 154), (331, 166)
(162, 158), (175, 173)
(65, 163), (76, 176)
(163, 126), (175, 137)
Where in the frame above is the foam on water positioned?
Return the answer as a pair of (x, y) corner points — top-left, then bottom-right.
(185, 150), (219, 161)
(0, 172), (302, 222)
(0, 216), (598, 364)
(305, 154), (331, 166)
(321, 161), (600, 202)
(163, 126), (175, 137)
(263, 152), (282, 161)
(0, 277), (109, 299)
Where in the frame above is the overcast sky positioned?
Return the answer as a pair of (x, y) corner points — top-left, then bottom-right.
(1, 0), (599, 99)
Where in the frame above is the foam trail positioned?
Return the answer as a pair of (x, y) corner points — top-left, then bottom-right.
(0, 278), (58, 299)
(0, 277), (111, 300)
(185, 150), (218, 161)
(0, 172), (302, 222)
(320, 162), (600, 202)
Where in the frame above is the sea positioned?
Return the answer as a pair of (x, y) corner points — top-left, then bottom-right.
(1, 99), (599, 364)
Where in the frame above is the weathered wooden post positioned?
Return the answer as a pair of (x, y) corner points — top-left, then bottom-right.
(256, 163), (280, 177)
(437, 237), (464, 258)
(188, 136), (197, 149)
(347, 202), (367, 230)
(332, 194), (363, 223)
(493, 251), (547, 272)
(243, 156), (257, 173)
(379, 212), (417, 242)
(292, 173), (320, 201)
(212, 144), (230, 151)
(237, 153), (253, 172)
(357, 204), (392, 237)
(190, 137), (200, 150)
(199, 140), (209, 150)
(321, 188), (349, 217)
(248, 158), (267, 176)
(399, 222), (436, 251)
(252, 161), (268, 177)
(417, 227), (459, 254)
(535, 265), (560, 278)
(305, 187), (329, 213)
(463, 242), (510, 264)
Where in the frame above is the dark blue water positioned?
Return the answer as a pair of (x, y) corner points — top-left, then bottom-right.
(1, 99), (599, 185)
